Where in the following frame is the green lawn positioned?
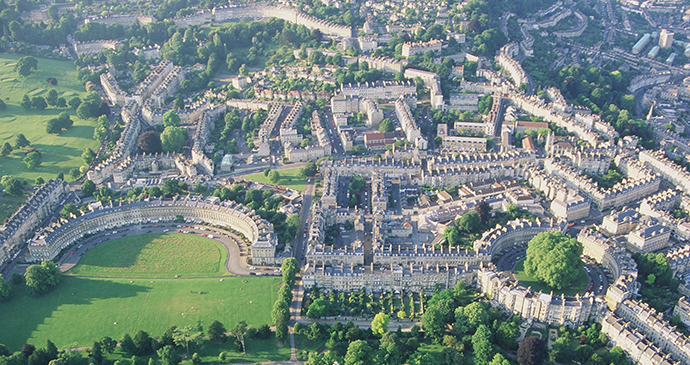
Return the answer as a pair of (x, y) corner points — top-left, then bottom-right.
(514, 259), (589, 296)
(191, 334), (291, 364)
(0, 54), (100, 216)
(0, 54), (99, 182)
(244, 167), (307, 191)
(0, 275), (281, 351)
(67, 233), (229, 277)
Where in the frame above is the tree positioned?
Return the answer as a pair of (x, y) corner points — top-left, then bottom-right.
(32, 96), (47, 110)
(421, 306), (445, 342)
(371, 313), (390, 336)
(349, 175), (366, 193)
(524, 231), (584, 290)
(100, 337), (117, 354)
(81, 148), (95, 165)
(344, 340), (372, 365)
(232, 321), (248, 353)
(379, 118), (394, 133)
(488, 353), (511, 365)
(307, 297), (331, 318)
(163, 110), (181, 128)
(46, 119), (62, 134)
(472, 325), (494, 365)
(457, 212), (481, 234)
(2, 176), (23, 196)
(132, 332), (155, 357)
(191, 353), (201, 365)
(172, 325), (203, 357)
(68, 97), (81, 110)
(60, 203), (79, 219)
(156, 346), (180, 365)
(56, 97), (67, 108)
(282, 257), (299, 285)
(78, 180), (95, 198)
(0, 143), (12, 157)
(239, 64), (248, 76)
(46, 89), (58, 106)
(35, 177), (44, 186)
(474, 200), (491, 225)
(137, 131), (162, 154)
(58, 112), (73, 130)
(24, 151), (41, 169)
(76, 102), (93, 119)
(174, 95), (185, 110)
(208, 320), (227, 342)
(15, 134), (29, 149)
(89, 341), (103, 365)
(21, 94), (32, 110)
(16, 56), (38, 76)
(120, 334), (135, 354)
(272, 300), (290, 341)
(443, 226), (461, 246)
(160, 126), (188, 152)
(24, 260), (61, 295)
(268, 170), (281, 184)
(517, 336), (545, 365)
(303, 160), (318, 177)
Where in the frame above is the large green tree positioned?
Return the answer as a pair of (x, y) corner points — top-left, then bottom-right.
(161, 126), (188, 152)
(15, 56), (38, 76)
(524, 231), (583, 290)
(371, 312), (390, 336)
(24, 260), (61, 295)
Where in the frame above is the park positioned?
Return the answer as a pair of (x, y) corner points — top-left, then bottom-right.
(0, 232), (282, 360)
(0, 54), (100, 220)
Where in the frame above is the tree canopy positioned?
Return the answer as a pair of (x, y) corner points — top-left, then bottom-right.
(24, 260), (61, 295)
(524, 231), (583, 290)
(161, 126), (188, 152)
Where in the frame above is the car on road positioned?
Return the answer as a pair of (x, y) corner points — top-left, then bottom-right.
(70, 251), (75, 255)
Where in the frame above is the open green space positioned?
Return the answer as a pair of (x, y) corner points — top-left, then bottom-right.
(0, 275), (280, 351)
(244, 167), (307, 191)
(514, 259), (589, 296)
(67, 233), (229, 277)
(190, 333), (290, 364)
(0, 54), (99, 182)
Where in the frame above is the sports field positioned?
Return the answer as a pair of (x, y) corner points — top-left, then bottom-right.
(244, 167), (307, 191)
(67, 233), (229, 277)
(514, 259), (589, 296)
(0, 275), (280, 351)
(0, 54), (99, 183)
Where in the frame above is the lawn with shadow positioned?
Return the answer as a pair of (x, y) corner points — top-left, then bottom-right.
(0, 275), (280, 351)
(67, 233), (228, 277)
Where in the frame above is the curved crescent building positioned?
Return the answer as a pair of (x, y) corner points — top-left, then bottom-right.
(28, 195), (277, 265)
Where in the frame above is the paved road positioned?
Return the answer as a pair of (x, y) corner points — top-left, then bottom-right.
(292, 180), (315, 265)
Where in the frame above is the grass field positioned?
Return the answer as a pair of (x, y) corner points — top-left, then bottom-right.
(244, 167), (307, 191)
(67, 233), (229, 278)
(514, 259), (589, 296)
(0, 54), (99, 182)
(0, 54), (100, 218)
(68, 233), (227, 277)
(0, 275), (281, 351)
